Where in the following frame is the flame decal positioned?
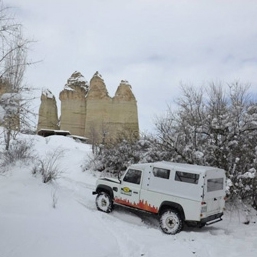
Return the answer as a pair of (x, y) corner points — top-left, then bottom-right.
(114, 198), (158, 213)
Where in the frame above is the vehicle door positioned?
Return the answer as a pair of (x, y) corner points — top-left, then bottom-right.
(115, 168), (142, 208)
(203, 169), (226, 215)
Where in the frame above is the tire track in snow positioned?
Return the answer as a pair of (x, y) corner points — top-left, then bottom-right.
(54, 176), (96, 210)
(60, 176), (95, 191)
(95, 212), (148, 257)
(48, 170), (148, 256)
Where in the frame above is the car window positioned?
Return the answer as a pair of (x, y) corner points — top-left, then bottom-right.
(123, 169), (142, 184)
(175, 171), (199, 184)
(153, 167), (170, 179)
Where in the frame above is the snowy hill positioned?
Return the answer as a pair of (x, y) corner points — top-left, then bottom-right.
(1, 133), (257, 257)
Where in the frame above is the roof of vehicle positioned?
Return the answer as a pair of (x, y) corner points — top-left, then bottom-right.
(129, 161), (224, 174)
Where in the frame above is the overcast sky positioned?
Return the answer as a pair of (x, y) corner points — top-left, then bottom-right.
(8, 0), (257, 132)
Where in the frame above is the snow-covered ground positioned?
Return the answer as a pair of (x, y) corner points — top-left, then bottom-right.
(1, 134), (257, 257)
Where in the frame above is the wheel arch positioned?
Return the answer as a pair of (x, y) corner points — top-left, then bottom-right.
(96, 185), (114, 199)
(159, 201), (185, 220)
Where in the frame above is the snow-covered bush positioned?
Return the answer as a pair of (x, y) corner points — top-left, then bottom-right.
(86, 135), (167, 175)
(92, 139), (141, 174)
(228, 168), (257, 208)
(154, 82), (257, 207)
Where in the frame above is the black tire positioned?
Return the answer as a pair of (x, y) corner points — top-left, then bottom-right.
(159, 209), (183, 234)
(95, 192), (113, 213)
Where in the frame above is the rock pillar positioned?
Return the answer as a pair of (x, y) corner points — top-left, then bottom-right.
(59, 71), (88, 136)
(111, 80), (139, 138)
(84, 72), (112, 142)
(37, 89), (59, 130)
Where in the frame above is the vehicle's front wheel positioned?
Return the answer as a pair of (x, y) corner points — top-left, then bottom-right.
(95, 192), (113, 213)
(159, 209), (183, 234)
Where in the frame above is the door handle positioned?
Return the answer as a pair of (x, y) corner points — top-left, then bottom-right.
(214, 198), (217, 201)
(133, 191), (138, 194)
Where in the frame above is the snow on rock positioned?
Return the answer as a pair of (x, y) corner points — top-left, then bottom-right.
(65, 71), (88, 90)
(120, 79), (131, 86)
(92, 71), (103, 79)
(42, 88), (54, 98)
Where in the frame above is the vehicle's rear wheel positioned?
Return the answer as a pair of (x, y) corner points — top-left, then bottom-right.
(96, 192), (113, 213)
(159, 209), (183, 234)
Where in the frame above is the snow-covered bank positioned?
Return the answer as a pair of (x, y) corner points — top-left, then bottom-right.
(1, 135), (257, 257)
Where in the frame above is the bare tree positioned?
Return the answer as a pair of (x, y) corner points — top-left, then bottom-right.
(88, 121), (100, 154)
(87, 121), (112, 154)
(0, 0), (35, 150)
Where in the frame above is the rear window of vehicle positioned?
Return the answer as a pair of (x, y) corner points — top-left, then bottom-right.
(175, 171), (199, 184)
(207, 178), (224, 192)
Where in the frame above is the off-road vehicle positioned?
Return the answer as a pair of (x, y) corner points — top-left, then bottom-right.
(92, 161), (226, 234)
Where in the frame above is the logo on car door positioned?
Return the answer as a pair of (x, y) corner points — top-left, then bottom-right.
(121, 187), (132, 196)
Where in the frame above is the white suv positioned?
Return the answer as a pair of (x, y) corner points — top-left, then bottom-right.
(92, 161), (226, 234)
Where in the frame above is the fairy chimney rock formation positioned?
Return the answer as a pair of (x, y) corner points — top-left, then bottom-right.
(114, 80), (136, 101)
(112, 80), (139, 136)
(37, 89), (59, 130)
(87, 71), (110, 99)
(38, 71), (139, 142)
(59, 71), (88, 136)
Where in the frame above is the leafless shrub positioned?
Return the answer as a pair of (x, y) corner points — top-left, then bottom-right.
(32, 148), (65, 183)
(0, 138), (35, 167)
(31, 164), (38, 175)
